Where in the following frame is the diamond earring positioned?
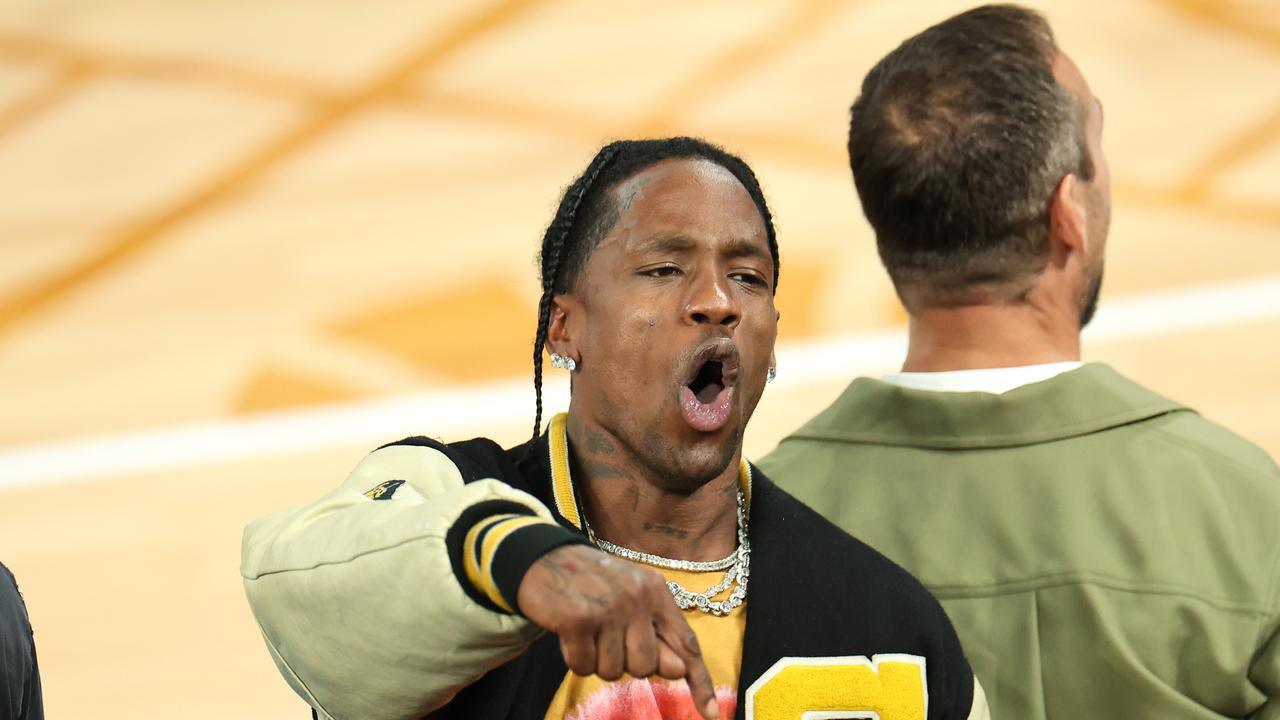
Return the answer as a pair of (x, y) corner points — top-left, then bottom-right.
(550, 353), (577, 372)
(767, 366), (777, 383)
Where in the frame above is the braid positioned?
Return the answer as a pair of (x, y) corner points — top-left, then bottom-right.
(527, 137), (779, 450)
(529, 145), (621, 445)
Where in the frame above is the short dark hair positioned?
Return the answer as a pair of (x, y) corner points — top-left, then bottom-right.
(529, 137), (779, 442)
(848, 4), (1094, 307)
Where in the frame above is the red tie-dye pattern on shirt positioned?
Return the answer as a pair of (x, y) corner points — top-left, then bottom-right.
(565, 679), (737, 720)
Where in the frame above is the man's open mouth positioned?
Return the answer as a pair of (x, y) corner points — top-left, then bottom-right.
(679, 341), (739, 433)
(689, 360), (726, 403)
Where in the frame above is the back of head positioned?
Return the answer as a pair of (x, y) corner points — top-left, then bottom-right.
(848, 4), (1093, 309)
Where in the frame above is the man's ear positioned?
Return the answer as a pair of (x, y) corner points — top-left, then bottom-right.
(1049, 173), (1089, 262)
(545, 294), (581, 361)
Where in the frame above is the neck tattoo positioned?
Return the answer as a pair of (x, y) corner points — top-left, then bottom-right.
(546, 413), (751, 617)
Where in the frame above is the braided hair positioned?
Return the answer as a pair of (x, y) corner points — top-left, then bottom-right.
(528, 137), (780, 445)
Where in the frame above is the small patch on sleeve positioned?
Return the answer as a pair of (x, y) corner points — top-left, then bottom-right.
(364, 479), (406, 501)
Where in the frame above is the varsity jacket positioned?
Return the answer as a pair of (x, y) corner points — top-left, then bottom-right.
(242, 414), (989, 720)
(760, 363), (1280, 719)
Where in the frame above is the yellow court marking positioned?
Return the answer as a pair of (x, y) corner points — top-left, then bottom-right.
(0, 0), (551, 338)
(1157, 0), (1280, 54)
(1175, 105), (1280, 201)
(0, 31), (335, 103)
(1116, 182), (1280, 225)
(329, 281), (533, 382)
(637, 0), (854, 134)
(234, 365), (366, 414)
(0, 57), (91, 140)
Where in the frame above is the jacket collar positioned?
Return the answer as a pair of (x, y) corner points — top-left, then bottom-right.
(784, 363), (1191, 450)
(537, 412), (753, 531)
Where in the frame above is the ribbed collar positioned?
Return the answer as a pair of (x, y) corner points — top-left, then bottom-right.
(540, 412), (753, 531)
(784, 363), (1191, 450)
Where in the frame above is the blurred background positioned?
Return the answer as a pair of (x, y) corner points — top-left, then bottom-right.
(0, 0), (1277, 716)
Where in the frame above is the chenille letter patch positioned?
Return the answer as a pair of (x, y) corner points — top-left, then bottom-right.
(745, 654), (927, 720)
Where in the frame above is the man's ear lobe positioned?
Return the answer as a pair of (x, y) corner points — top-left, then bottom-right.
(1050, 174), (1088, 256)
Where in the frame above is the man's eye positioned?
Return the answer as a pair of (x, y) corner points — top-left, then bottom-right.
(731, 272), (767, 287)
(642, 266), (681, 278)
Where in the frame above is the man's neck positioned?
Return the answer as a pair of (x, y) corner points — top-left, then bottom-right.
(565, 415), (740, 563)
(902, 302), (1081, 372)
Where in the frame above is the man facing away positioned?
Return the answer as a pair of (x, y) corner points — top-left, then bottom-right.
(761, 5), (1280, 719)
(241, 137), (988, 720)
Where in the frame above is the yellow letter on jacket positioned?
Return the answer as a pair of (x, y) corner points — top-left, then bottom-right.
(745, 654), (927, 720)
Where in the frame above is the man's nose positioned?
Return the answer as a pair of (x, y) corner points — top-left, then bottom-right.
(685, 271), (740, 329)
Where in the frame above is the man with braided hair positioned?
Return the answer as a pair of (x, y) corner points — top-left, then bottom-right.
(242, 137), (988, 720)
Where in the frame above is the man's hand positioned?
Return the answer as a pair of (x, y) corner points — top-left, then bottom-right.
(517, 544), (719, 720)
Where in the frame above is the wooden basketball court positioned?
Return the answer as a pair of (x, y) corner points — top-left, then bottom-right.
(0, 1), (1277, 716)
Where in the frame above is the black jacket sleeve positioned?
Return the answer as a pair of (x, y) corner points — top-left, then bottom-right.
(0, 562), (43, 720)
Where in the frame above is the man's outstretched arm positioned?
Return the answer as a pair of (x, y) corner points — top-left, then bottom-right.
(241, 440), (717, 720)
(240, 442), (576, 720)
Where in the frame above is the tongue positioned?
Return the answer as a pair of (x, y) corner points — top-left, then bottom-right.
(680, 385), (733, 432)
(694, 382), (722, 404)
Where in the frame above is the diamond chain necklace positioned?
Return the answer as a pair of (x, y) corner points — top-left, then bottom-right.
(583, 488), (750, 617)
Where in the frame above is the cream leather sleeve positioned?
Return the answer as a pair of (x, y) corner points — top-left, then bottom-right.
(241, 444), (551, 720)
(967, 676), (991, 720)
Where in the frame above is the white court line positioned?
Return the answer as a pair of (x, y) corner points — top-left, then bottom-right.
(2, 272), (1280, 490)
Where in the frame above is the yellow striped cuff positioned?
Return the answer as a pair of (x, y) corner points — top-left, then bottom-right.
(462, 514), (557, 613)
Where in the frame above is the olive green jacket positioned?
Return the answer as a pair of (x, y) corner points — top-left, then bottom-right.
(759, 364), (1280, 719)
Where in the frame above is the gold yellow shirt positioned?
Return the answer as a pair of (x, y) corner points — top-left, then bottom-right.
(544, 566), (746, 720)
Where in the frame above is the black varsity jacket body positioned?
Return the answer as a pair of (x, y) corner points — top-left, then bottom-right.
(242, 414), (988, 720)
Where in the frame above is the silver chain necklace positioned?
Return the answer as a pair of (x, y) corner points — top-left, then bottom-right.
(583, 488), (750, 617)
